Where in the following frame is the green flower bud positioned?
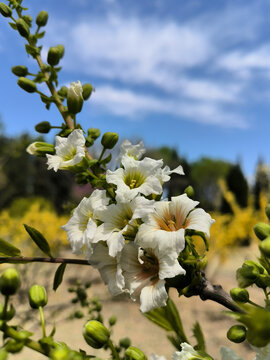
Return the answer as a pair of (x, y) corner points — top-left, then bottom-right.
(35, 121), (51, 134)
(184, 185), (194, 198)
(82, 83), (93, 100)
(67, 81), (84, 114)
(47, 46), (61, 66)
(265, 204), (270, 221)
(0, 3), (12, 17)
(36, 10), (48, 27)
(230, 287), (249, 303)
(4, 339), (24, 354)
(125, 346), (147, 360)
(83, 320), (110, 349)
(56, 45), (65, 59)
(109, 315), (117, 326)
(259, 237), (270, 257)
(26, 142), (55, 156)
(11, 65), (28, 77)
(88, 128), (101, 140)
(16, 18), (30, 38)
(29, 285), (48, 308)
(119, 337), (131, 349)
(22, 15), (32, 27)
(50, 347), (69, 360)
(58, 86), (68, 98)
(17, 77), (37, 93)
(227, 325), (246, 343)
(101, 132), (119, 149)
(0, 268), (21, 296)
(254, 222), (270, 240)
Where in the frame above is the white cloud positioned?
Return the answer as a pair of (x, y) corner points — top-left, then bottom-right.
(92, 85), (247, 128)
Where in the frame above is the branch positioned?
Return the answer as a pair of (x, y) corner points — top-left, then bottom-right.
(198, 277), (244, 313)
(0, 256), (90, 266)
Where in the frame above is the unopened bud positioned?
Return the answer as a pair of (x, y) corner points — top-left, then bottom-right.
(254, 223), (270, 240)
(36, 10), (48, 27)
(47, 47), (61, 66)
(259, 237), (270, 257)
(29, 285), (48, 308)
(119, 337), (131, 349)
(88, 128), (101, 140)
(265, 204), (270, 221)
(26, 142), (55, 156)
(12, 65), (28, 77)
(125, 346), (147, 360)
(184, 185), (194, 198)
(58, 86), (68, 98)
(50, 347), (69, 360)
(227, 325), (246, 343)
(16, 18), (30, 38)
(22, 15), (32, 27)
(0, 268), (21, 296)
(83, 320), (110, 349)
(101, 132), (119, 149)
(67, 81), (83, 114)
(4, 339), (24, 354)
(0, 3), (12, 17)
(56, 45), (65, 59)
(17, 77), (37, 93)
(109, 315), (117, 326)
(35, 121), (51, 134)
(82, 83), (93, 100)
(230, 287), (249, 303)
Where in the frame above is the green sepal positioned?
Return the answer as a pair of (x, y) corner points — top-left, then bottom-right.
(185, 229), (209, 251)
(4, 338), (24, 354)
(53, 263), (67, 291)
(35, 31), (45, 39)
(25, 44), (41, 58)
(24, 224), (52, 257)
(0, 238), (21, 257)
(192, 322), (206, 352)
(9, 22), (17, 30)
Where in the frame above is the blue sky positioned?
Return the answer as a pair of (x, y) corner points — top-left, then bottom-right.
(1, 0), (270, 179)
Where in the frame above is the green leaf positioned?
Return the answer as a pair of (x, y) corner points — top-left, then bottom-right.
(0, 238), (21, 257)
(53, 263), (66, 291)
(100, 153), (112, 165)
(9, 22), (17, 30)
(192, 321), (206, 352)
(166, 298), (188, 342)
(167, 335), (182, 351)
(144, 307), (174, 331)
(24, 224), (52, 257)
(36, 31), (45, 39)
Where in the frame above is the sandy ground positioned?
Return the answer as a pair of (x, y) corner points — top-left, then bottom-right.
(8, 245), (263, 360)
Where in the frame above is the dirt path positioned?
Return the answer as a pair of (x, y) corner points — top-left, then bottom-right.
(10, 246), (261, 360)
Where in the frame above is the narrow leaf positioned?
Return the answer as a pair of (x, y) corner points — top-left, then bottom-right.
(192, 321), (206, 352)
(24, 224), (52, 257)
(144, 307), (174, 331)
(53, 263), (66, 291)
(0, 238), (21, 257)
(166, 298), (189, 343)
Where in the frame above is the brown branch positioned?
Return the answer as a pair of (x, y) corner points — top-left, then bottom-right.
(0, 256), (90, 266)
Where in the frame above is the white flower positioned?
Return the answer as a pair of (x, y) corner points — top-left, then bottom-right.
(46, 129), (85, 172)
(107, 155), (165, 202)
(67, 81), (84, 114)
(94, 196), (155, 257)
(120, 242), (185, 313)
(118, 140), (146, 161)
(173, 343), (206, 360)
(88, 242), (125, 296)
(156, 165), (184, 183)
(136, 194), (215, 255)
(26, 142), (55, 156)
(150, 354), (167, 360)
(62, 189), (109, 257)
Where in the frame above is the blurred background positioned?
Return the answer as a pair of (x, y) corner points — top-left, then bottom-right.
(0, 1), (270, 358)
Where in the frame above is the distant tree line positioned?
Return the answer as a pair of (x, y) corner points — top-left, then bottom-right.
(0, 131), (268, 214)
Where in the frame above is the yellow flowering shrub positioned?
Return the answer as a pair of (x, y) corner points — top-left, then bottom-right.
(0, 197), (69, 255)
(207, 180), (268, 260)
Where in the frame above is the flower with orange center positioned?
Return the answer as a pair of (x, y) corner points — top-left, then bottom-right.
(136, 194), (215, 255)
(121, 242), (185, 313)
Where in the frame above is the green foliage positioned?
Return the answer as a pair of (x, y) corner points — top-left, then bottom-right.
(24, 224), (52, 257)
(53, 263), (66, 291)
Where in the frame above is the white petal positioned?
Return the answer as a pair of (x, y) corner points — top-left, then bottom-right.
(107, 231), (125, 257)
(150, 354), (166, 360)
(46, 154), (62, 172)
(140, 279), (168, 313)
(171, 194), (199, 221)
(158, 252), (186, 279)
(186, 208), (215, 237)
(172, 343), (200, 360)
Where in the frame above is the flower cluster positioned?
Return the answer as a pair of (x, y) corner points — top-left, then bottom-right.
(58, 133), (214, 313)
